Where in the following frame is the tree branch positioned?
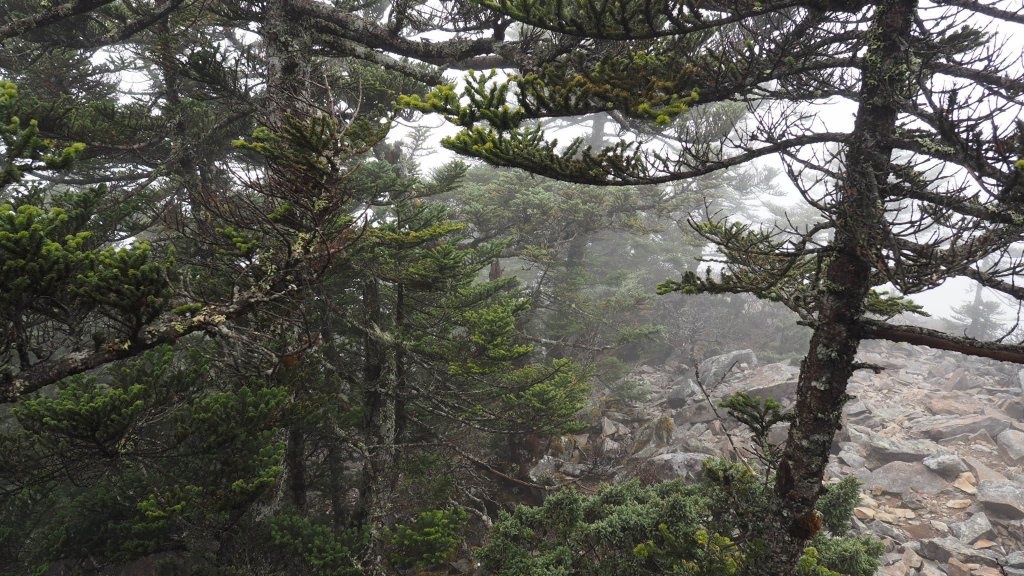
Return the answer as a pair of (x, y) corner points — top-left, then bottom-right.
(860, 318), (1024, 364)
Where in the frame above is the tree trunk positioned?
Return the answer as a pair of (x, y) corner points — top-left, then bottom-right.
(755, 0), (917, 573)
(358, 278), (399, 576)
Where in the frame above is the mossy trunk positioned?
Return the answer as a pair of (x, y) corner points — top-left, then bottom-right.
(753, 0), (917, 573)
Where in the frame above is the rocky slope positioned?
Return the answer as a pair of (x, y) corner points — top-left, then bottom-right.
(531, 342), (1024, 576)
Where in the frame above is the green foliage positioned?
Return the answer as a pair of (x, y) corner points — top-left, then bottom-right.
(269, 515), (364, 576)
(0, 81), (84, 187)
(720, 393), (793, 473)
(387, 508), (467, 569)
(815, 477), (862, 535)
(0, 347), (288, 571)
(476, 461), (882, 576)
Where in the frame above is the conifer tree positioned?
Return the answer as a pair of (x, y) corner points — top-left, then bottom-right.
(405, 0), (1024, 572)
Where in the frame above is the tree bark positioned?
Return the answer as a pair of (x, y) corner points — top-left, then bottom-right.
(755, 1), (918, 573)
(358, 278), (399, 576)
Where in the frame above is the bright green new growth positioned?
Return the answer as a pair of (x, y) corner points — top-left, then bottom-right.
(387, 507), (467, 569)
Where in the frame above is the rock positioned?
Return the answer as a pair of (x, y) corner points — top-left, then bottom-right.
(839, 449), (866, 469)
(996, 429), (1024, 462)
(601, 417), (617, 437)
(673, 402), (717, 424)
(946, 499), (973, 509)
(528, 455), (560, 482)
(642, 452), (708, 482)
(902, 548), (923, 570)
(862, 461), (949, 497)
(853, 507), (875, 520)
(878, 561), (910, 576)
(913, 415), (1011, 441)
(600, 437), (623, 457)
(1006, 551), (1024, 569)
(846, 400), (870, 417)
(946, 557), (974, 576)
(697, 349), (757, 388)
(918, 536), (1000, 566)
(867, 519), (909, 543)
(665, 377), (701, 408)
(878, 560), (911, 576)
(950, 512), (993, 544)
(976, 480), (1024, 518)
(953, 472), (978, 494)
(923, 453), (970, 478)
(866, 434), (943, 465)
(964, 456), (1009, 483)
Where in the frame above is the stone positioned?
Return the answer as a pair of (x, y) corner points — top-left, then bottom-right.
(902, 548), (923, 570)
(862, 461), (949, 497)
(946, 499), (972, 509)
(923, 453), (970, 478)
(946, 557), (970, 576)
(867, 519), (909, 543)
(892, 508), (916, 519)
(853, 507), (875, 520)
(919, 537), (1000, 566)
(601, 417), (617, 437)
(600, 437), (623, 457)
(673, 401), (717, 424)
(976, 480), (1024, 518)
(950, 512), (993, 544)
(953, 472), (978, 494)
(697, 349), (757, 388)
(866, 435), (943, 465)
(964, 456), (1009, 483)
(643, 452), (708, 482)
(913, 415), (1011, 441)
(528, 455), (560, 482)
(996, 429), (1024, 462)
(878, 561), (910, 576)
(665, 378), (701, 408)
(839, 449), (866, 469)
(946, 558), (973, 576)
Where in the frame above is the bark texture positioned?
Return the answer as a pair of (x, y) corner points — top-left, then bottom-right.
(755, 0), (918, 573)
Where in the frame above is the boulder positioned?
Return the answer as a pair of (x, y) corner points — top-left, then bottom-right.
(665, 377), (701, 408)
(949, 512), (993, 544)
(861, 461), (949, 497)
(697, 349), (757, 389)
(996, 429), (1024, 462)
(922, 453), (969, 479)
(865, 434), (941, 464)
(976, 480), (1024, 518)
(642, 452), (709, 482)
(918, 536), (1000, 566)
(913, 414), (1011, 441)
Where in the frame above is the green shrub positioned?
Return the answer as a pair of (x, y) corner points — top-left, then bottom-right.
(388, 507), (467, 570)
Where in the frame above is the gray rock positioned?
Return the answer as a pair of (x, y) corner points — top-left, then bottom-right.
(643, 452), (709, 482)
(866, 434), (942, 464)
(838, 449), (866, 469)
(949, 512), (993, 544)
(698, 349), (757, 388)
(996, 429), (1024, 462)
(528, 455), (560, 482)
(976, 479), (1024, 518)
(666, 377), (701, 408)
(861, 461), (949, 496)
(673, 401), (717, 424)
(913, 414), (1011, 441)
(922, 453), (969, 479)
(867, 519), (909, 544)
(918, 536), (1000, 566)
(1005, 551), (1024, 568)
